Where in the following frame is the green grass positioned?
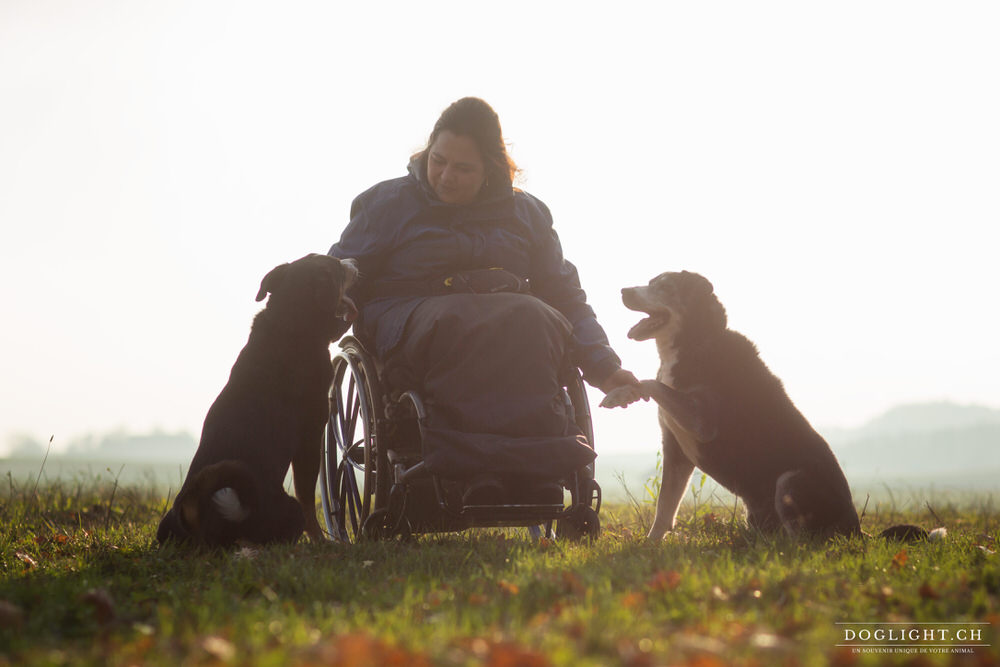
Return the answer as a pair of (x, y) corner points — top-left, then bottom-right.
(1, 472), (998, 666)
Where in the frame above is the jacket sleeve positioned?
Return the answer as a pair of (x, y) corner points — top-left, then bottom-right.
(329, 195), (377, 264)
(526, 199), (621, 387)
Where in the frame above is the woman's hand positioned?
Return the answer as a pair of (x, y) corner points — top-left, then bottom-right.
(598, 368), (650, 409)
(598, 368), (641, 394)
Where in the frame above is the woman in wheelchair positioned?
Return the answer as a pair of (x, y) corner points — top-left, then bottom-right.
(328, 97), (637, 511)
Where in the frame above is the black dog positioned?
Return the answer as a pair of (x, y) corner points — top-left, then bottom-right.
(157, 254), (358, 547)
(602, 271), (867, 540)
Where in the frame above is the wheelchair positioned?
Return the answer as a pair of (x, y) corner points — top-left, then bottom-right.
(318, 335), (603, 542)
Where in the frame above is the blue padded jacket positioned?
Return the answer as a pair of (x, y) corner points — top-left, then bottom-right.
(328, 161), (621, 386)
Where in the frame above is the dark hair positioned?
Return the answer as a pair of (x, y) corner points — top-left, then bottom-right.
(415, 97), (519, 193)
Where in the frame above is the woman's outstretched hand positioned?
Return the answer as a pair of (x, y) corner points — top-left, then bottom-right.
(598, 369), (651, 409)
(598, 368), (641, 394)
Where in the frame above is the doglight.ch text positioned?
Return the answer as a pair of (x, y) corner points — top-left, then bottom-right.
(837, 623), (991, 655)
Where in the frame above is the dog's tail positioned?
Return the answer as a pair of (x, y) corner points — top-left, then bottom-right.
(160, 461), (259, 547)
(877, 524), (948, 542)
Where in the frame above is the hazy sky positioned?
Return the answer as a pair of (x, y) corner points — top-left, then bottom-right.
(1, 1), (997, 457)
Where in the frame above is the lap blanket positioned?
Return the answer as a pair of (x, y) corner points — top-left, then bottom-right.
(383, 293), (597, 481)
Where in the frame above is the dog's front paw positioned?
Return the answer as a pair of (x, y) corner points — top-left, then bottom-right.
(600, 385), (646, 409)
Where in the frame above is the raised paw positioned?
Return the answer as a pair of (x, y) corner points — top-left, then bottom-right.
(599, 385), (647, 409)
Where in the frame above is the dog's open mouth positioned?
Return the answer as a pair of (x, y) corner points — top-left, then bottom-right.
(336, 296), (358, 323)
(627, 312), (671, 341)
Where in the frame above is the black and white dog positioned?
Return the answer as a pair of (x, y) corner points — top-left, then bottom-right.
(603, 271), (927, 541)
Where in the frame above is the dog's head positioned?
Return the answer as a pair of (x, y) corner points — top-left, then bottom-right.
(255, 254), (359, 339)
(622, 271), (726, 344)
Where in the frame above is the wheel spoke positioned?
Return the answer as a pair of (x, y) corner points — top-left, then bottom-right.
(346, 384), (360, 454)
(340, 461), (362, 538)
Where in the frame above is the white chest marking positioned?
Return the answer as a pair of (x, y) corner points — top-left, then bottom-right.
(655, 339), (679, 388)
(654, 338), (703, 465)
(661, 410), (703, 466)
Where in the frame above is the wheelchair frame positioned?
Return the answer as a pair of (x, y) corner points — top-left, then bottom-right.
(319, 336), (602, 542)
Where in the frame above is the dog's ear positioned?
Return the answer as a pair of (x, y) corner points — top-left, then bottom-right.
(680, 271), (714, 296)
(256, 263), (290, 302)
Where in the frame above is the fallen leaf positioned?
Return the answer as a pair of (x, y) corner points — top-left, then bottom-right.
(487, 642), (551, 667)
(622, 591), (646, 609)
(649, 570), (682, 592)
(751, 632), (792, 650)
(202, 636), (236, 662)
(918, 582), (940, 599)
(82, 589), (116, 626)
(498, 580), (519, 596)
(15, 551), (37, 569)
(327, 633), (430, 667)
(890, 549), (908, 569)
(560, 571), (585, 596)
(0, 600), (25, 630)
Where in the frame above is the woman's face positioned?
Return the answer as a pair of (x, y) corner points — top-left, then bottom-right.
(426, 130), (486, 205)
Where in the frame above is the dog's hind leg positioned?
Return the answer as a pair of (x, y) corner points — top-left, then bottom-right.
(246, 492), (305, 544)
(648, 430), (695, 540)
(774, 470), (861, 539)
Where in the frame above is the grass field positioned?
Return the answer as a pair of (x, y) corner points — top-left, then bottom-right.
(1, 471), (997, 666)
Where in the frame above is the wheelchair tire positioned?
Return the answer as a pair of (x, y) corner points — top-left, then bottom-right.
(556, 506), (601, 542)
(361, 508), (412, 542)
(320, 338), (390, 543)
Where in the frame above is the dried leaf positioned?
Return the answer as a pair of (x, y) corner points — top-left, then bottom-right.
(0, 600), (25, 630)
(202, 636), (236, 662)
(328, 633), (430, 667)
(890, 549), (908, 569)
(622, 591), (646, 609)
(560, 571), (585, 596)
(487, 642), (551, 667)
(649, 570), (682, 592)
(918, 582), (940, 599)
(82, 589), (116, 626)
(15, 551), (37, 569)
(498, 580), (519, 596)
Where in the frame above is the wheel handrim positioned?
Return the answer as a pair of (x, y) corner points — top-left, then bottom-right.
(320, 348), (380, 542)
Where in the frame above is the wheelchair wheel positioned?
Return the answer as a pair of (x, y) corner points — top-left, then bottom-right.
(557, 506), (601, 541)
(320, 338), (390, 542)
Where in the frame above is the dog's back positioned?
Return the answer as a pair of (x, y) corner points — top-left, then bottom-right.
(679, 327), (859, 536)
